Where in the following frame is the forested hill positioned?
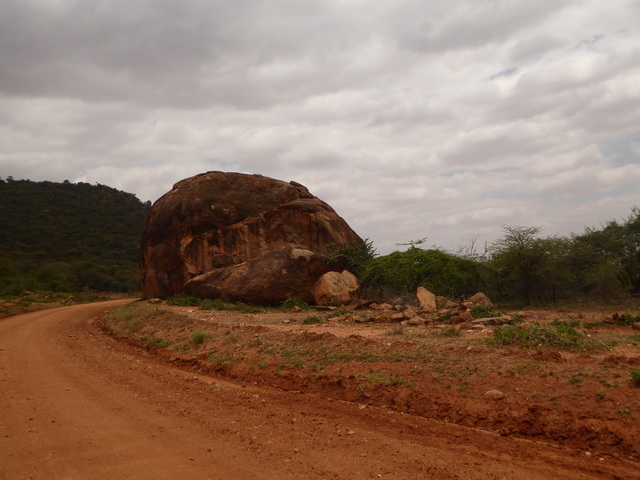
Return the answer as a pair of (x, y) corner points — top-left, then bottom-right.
(0, 178), (151, 294)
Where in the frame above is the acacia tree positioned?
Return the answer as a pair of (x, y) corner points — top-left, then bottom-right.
(360, 246), (483, 299)
(488, 226), (549, 304)
(574, 207), (640, 296)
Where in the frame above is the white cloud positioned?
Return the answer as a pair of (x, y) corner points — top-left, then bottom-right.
(0, 0), (638, 254)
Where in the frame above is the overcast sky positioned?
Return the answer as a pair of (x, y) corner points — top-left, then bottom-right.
(1, 0), (639, 254)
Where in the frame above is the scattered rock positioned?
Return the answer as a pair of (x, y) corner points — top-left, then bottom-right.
(472, 315), (511, 325)
(313, 271), (360, 306)
(416, 287), (437, 312)
(403, 307), (417, 319)
(370, 303), (393, 311)
(392, 297), (405, 306)
(467, 292), (494, 307)
(444, 300), (460, 309)
(459, 311), (473, 322)
(346, 297), (372, 311)
(484, 390), (505, 400)
(402, 317), (426, 326)
(436, 296), (449, 309)
(314, 305), (338, 311)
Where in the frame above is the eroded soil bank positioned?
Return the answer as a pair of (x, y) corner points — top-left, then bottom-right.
(100, 300), (640, 466)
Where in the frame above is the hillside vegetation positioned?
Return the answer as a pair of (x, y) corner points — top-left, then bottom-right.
(1, 176), (637, 308)
(0, 178), (150, 294)
(343, 207), (640, 306)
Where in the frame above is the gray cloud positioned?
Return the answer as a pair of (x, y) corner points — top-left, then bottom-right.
(0, 0), (638, 254)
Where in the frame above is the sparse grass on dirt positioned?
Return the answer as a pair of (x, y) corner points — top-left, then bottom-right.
(0, 291), (119, 318)
(99, 299), (640, 458)
(166, 293), (264, 314)
(470, 304), (502, 319)
(488, 319), (601, 351)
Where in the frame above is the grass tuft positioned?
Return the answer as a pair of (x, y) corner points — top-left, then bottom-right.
(488, 321), (599, 350)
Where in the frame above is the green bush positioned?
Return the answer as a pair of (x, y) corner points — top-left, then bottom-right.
(631, 368), (640, 386)
(360, 247), (483, 299)
(324, 238), (377, 278)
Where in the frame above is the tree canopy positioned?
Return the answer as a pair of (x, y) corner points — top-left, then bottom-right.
(0, 178), (150, 294)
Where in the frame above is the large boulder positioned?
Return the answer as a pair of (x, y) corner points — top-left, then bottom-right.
(416, 287), (437, 312)
(183, 247), (342, 304)
(140, 172), (363, 298)
(312, 271), (360, 306)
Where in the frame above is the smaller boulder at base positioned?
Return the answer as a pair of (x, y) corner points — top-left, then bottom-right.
(416, 287), (437, 312)
(313, 271), (360, 306)
(183, 247), (344, 304)
(468, 292), (493, 307)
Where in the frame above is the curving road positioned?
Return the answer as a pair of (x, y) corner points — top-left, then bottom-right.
(1, 301), (636, 479)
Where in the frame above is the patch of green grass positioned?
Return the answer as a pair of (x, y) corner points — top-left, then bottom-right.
(568, 374), (583, 386)
(358, 371), (413, 387)
(191, 331), (206, 345)
(439, 326), (461, 337)
(173, 343), (190, 352)
(552, 318), (580, 328)
(600, 379), (619, 388)
(617, 313), (640, 326)
(470, 304), (501, 319)
(280, 298), (311, 311)
(140, 336), (172, 348)
(631, 368), (640, 386)
(507, 314), (524, 325)
(167, 293), (201, 306)
(198, 298), (227, 310)
(224, 334), (239, 344)
(488, 321), (599, 350)
(207, 351), (238, 364)
(232, 302), (262, 314)
(582, 321), (604, 329)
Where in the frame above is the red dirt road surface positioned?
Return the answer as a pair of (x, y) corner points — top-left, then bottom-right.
(1, 301), (637, 479)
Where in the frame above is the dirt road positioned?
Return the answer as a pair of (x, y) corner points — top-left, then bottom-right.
(1, 301), (636, 479)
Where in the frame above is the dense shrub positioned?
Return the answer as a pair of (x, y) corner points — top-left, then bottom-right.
(360, 247), (483, 299)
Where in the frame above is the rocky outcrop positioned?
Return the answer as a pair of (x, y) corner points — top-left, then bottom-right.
(312, 271), (360, 306)
(183, 247), (342, 304)
(140, 172), (363, 298)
